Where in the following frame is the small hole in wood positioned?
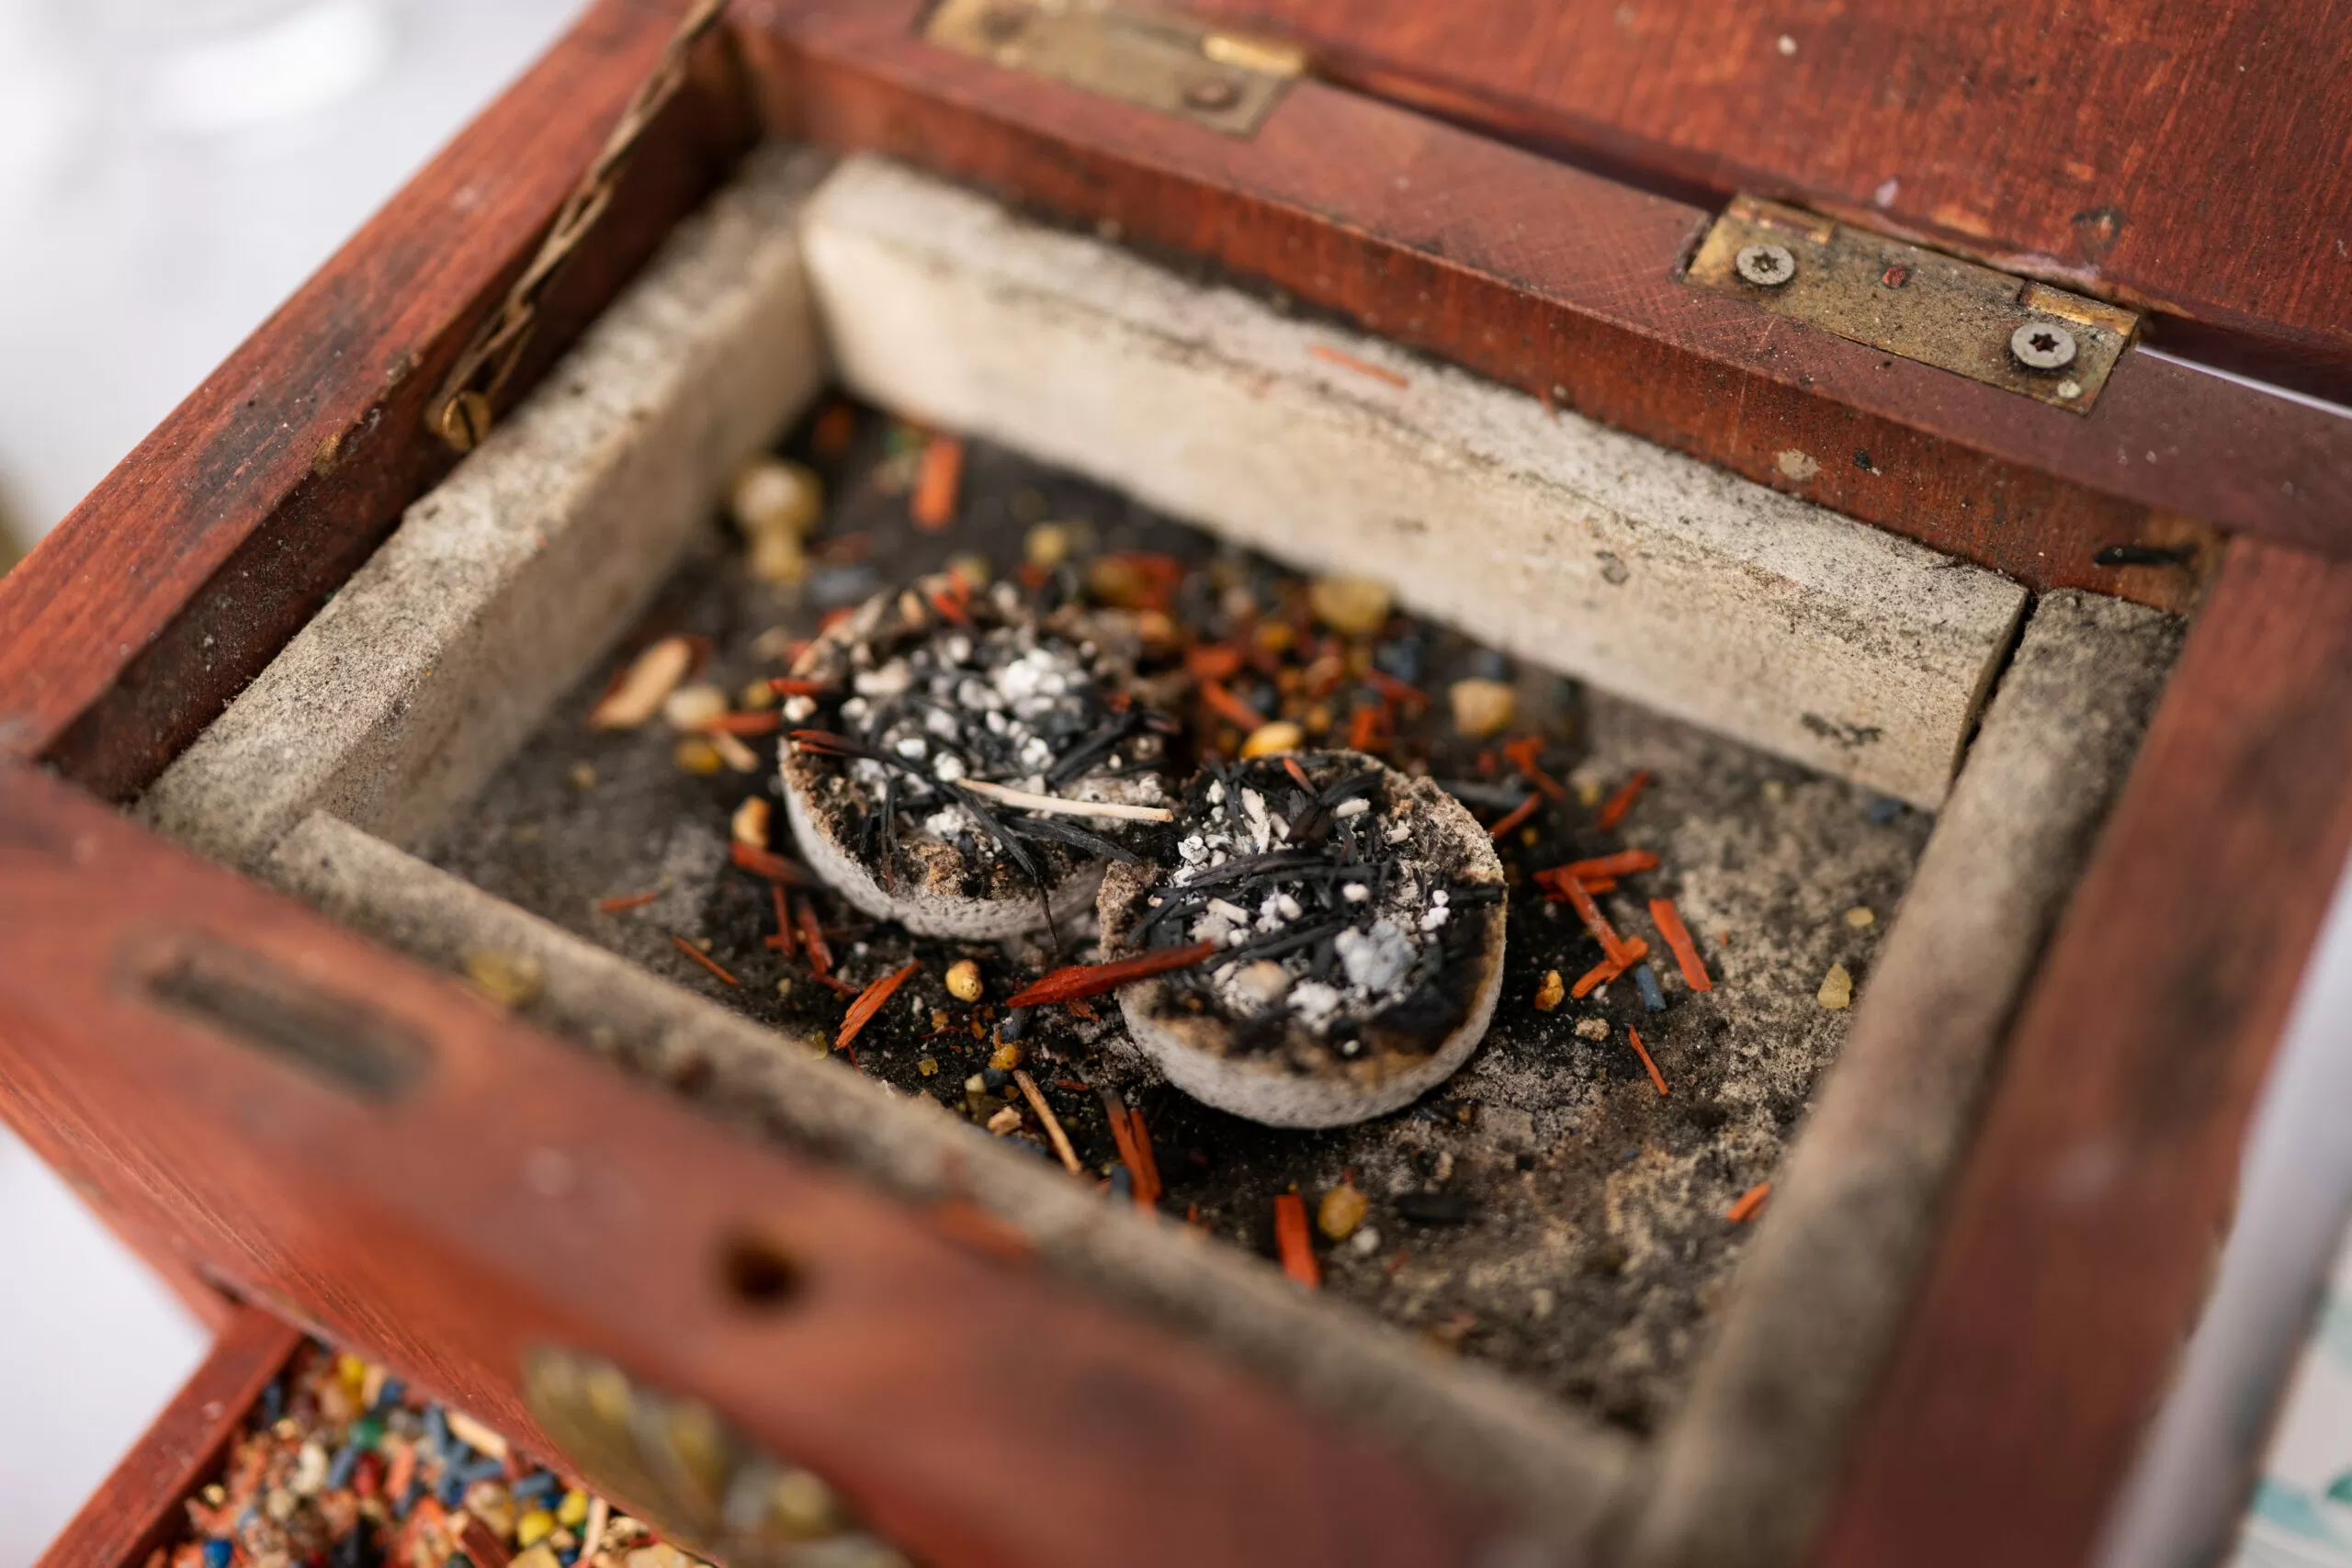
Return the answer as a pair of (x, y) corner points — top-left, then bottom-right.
(719, 1232), (802, 1310)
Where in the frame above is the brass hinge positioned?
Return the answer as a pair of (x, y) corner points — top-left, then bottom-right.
(1684, 196), (2141, 414)
(923, 0), (1307, 135)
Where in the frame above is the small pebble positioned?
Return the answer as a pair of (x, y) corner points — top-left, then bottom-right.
(989, 1042), (1024, 1071)
(1533, 969), (1566, 1011)
(1817, 963), (1854, 1010)
(747, 532), (808, 587)
(1000, 1006), (1033, 1041)
(1466, 648), (1512, 681)
(1634, 964), (1668, 1011)
(944, 551), (992, 589)
(567, 761), (597, 791)
(1867, 795), (1906, 824)
(1240, 720), (1306, 758)
(807, 563), (880, 608)
(1025, 522), (1072, 570)
(944, 958), (984, 1002)
(986, 1105), (1023, 1135)
(729, 458), (822, 540)
(1317, 1182), (1368, 1240)
(1349, 1224), (1383, 1256)
(463, 950), (543, 1009)
(917, 1056), (939, 1077)
(1307, 575), (1393, 636)
(662, 683), (729, 730)
(1845, 906), (1876, 928)
(673, 737), (724, 776)
(730, 796), (770, 849)
(1448, 677), (1516, 739)
(517, 1510), (558, 1548)
(1575, 1016), (1609, 1041)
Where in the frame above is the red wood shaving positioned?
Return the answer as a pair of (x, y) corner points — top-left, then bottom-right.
(911, 434), (964, 529)
(764, 883), (796, 957)
(926, 586), (971, 626)
(1560, 875), (1634, 965)
(671, 936), (740, 987)
(767, 677), (831, 697)
(811, 401), (858, 456)
(1626, 1023), (1669, 1096)
(695, 710), (780, 736)
(596, 890), (659, 913)
(925, 1200), (1035, 1265)
(1347, 703), (1386, 752)
(1282, 755), (1315, 794)
(1538, 851), (1660, 885)
(1595, 770), (1654, 829)
(1500, 736), (1568, 801)
(1003, 941), (1220, 1008)
(731, 840), (811, 884)
(1726, 1181), (1772, 1224)
(1274, 1191), (1321, 1287)
(1186, 644), (1246, 682)
(838, 960), (921, 1052)
(1649, 897), (1714, 992)
(794, 895), (836, 979)
(1309, 343), (1409, 389)
(1362, 668), (1430, 712)
(1101, 1092), (1155, 1207)
(1569, 936), (1649, 999)
(1199, 678), (1268, 732)
(1130, 1109), (1162, 1209)
(1487, 792), (1543, 840)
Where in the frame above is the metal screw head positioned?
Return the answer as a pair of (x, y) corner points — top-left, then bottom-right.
(1183, 74), (1240, 110)
(2010, 321), (2078, 370)
(1734, 243), (1797, 288)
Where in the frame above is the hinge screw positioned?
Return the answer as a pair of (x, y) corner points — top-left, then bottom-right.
(2009, 321), (2078, 371)
(1735, 243), (1797, 288)
(1183, 75), (1240, 110)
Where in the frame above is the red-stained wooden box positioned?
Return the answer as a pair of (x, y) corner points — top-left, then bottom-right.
(8, 5), (2352, 1568)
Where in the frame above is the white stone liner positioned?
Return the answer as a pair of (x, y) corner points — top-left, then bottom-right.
(133, 141), (2176, 1563)
(801, 156), (2029, 809)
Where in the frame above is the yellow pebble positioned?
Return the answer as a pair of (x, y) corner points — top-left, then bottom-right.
(1533, 970), (1566, 1011)
(740, 678), (778, 711)
(1448, 678), (1517, 739)
(1240, 721), (1306, 758)
(945, 958), (984, 1002)
(556, 1490), (588, 1528)
(336, 1354), (367, 1396)
(1576, 777), (1604, 808)
(748, 531), (808, 587)
(516, 1511), (557, 1548)
(945, 552), (992, 589)
(1025, 522), (1071, 570)
(990, 1041), (1024, 1071)
(674, 737), (724, 775)
(1845, 906), (1876, 928)
(731, 796), (771, 849)
(662, 683), (729, 731)
(729, 458), (821, 541)
(918, 1056), (939, 1077)
(1817, 963), (1854, 1010)
(1317, 1183), (1369, 1241)
(1307, 575), (1394, 637)
(463, 949), (543, 1009)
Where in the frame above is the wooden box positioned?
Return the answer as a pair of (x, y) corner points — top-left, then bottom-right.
(6, 5), (2350, 1567)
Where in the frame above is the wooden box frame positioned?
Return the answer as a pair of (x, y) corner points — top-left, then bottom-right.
(5, 5), (2350, 1567)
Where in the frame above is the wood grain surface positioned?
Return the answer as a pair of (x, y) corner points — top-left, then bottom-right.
(1181, 0), (2352, 402)
(745, 0), (2351, 604)
(34, 1305), (302, 1568)
(0, 0), (756, 801)
(1814, 537), (2352, 1568)
(0, 761), (1510, 1568)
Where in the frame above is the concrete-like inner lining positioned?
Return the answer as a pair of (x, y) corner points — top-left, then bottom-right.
(137, 142), (2182, 1563)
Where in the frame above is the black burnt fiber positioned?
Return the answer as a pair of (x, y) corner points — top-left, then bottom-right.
(1138, 753), (1490, 1058)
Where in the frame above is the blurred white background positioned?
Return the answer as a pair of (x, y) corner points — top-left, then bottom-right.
(0, 2), (578, 1561)
(0, 3), (2346, 1565)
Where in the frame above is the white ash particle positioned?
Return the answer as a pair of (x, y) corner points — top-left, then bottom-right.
(782, 695), (816, 722)
(1335, 797), (1370, 818)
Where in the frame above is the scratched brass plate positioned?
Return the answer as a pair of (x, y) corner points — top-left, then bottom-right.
(923, 0), (1304, 136)
(1686, 196), (2140, 413)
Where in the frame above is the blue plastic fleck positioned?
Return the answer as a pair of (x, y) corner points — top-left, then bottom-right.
(1108, 1164), (1133, 1200)
(512, 1471), (560, 1503)
(373, 1377), (405, 1413)
(326, 1442), (361, 1490)
(424, 1406), (450, 1454)
(1866, 795), (1905, 824)
(1634, 964), (1667, 1012)
(203, 1540), (233, 1568)
(258, 1381), (284, 1426)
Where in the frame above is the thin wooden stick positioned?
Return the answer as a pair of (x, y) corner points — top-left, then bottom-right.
(1627, 1023), (1669, 1096)
(595, 890), (659, 913)
(1487, 792), (1543, 840)
(1014, 1071), (1083, 1174)
(1649, 897), (1714, 992)
(953, 777), (1176, 823)
(1595, 769), (1654, 830)
(670, 935), (740, 987)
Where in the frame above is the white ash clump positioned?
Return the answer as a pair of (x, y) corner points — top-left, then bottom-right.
(1136, 754), (1496, 1051)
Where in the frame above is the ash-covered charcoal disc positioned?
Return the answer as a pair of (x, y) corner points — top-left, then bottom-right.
(1097, 749), (1508, 1128)
(780, 575), (1175, 940)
